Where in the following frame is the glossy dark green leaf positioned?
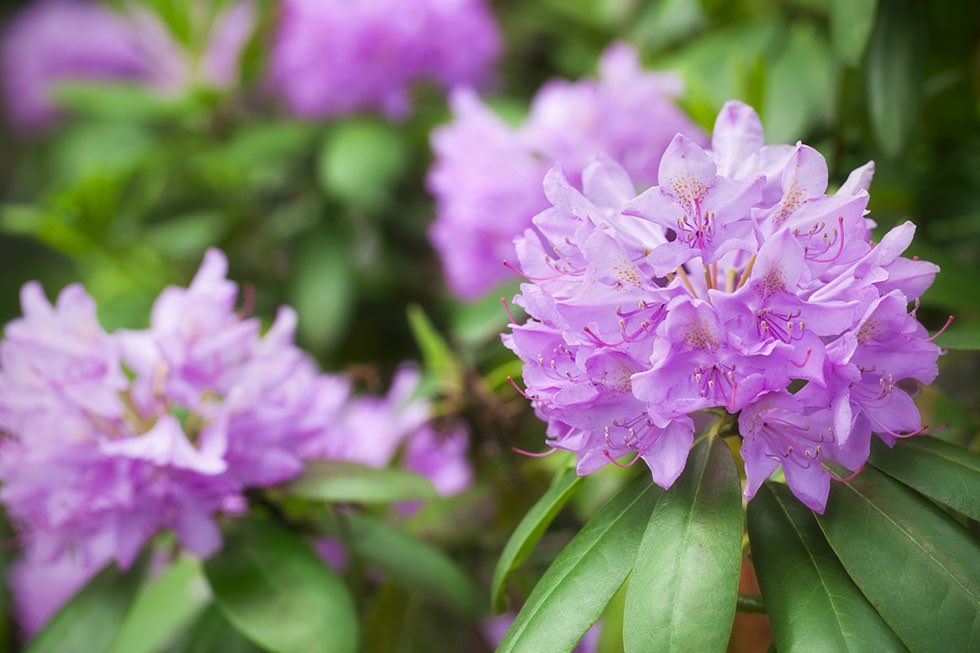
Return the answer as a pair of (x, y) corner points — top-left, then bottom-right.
(624, 436), (742, 653)
(498, 474), (661, 653)
(289, 229), (354, 355)
(320, 512), (482, 617)
(865, 0), (926, 156)
(492, 466), (584, 612)
(815, 467), (980, 650)
(869, 437), (980, 521)
(27, 556), (148, 653)
(748, 483), (904, 652)
(107, 557), (210, 653)
(284, 460), (437, 504)
(169, 604), (261, 653)
(204, 517), (358, 653)
(829, 0), (878, 65)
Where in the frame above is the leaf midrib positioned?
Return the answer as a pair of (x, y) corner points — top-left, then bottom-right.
(502, 482), (656, 650)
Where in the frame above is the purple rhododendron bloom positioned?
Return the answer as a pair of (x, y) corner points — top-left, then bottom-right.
(0, 249), (346, 628)
(1, 0), (256, 130)
(268, 0), (500, 119)
(428, 43), (707, 299)
(504, 100), (944, 513)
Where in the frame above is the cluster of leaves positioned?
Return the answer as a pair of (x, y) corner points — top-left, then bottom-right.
(493, 431), (980, 651)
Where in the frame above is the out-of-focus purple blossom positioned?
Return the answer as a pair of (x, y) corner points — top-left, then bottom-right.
(0, 0), (256, 130)
(504, 100), (943, 513)
(0, 248), (345, 634)
(428, 43), (707, 300)
(268, 0), (500, 119)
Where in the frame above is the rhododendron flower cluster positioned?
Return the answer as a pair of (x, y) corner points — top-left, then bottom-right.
(0, 249), (472, 634)
(268, 0), (500, 119)
(503, 100), (943, 513)
(428, 43), (706, 299)
(1, 0), (256, 129)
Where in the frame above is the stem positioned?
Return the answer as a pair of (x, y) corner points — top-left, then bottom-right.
(736, 593), (767, 614)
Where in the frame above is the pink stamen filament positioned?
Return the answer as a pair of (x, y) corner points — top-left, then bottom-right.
(828, 466), (863, 483)
(791, 347), (813, 368)
(867, 411), (929, 439)
(500, 297), (516, 324)
(808, 216), (846, 263)
(603, 449), (641, 468)
(506, 376), (533, 400)
(512, 446), (557, 458)
(926, 315), (954, 342)
(501, 259), (562, 282)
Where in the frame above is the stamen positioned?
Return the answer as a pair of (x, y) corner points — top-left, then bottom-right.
(808, 216), (846, 263)
(725, 267), (737, 293)
(675, 266), (699, 299)
(867, 411), (929, 439)
(512, 446), (557, 458)
(237, 283), (256, 318)
(926, 315), (954, 342)
(500, 297), (516, 324)
(791, 347), (813, 368)
(583, 326), (619, 347)
(828, 466), (863, 483)
(603, 449), (641, 468)
(736, 255), (757, 290)
(501, 259), (562, 282)
(506, 376), (533, 400)
(729, 382), (739, 412)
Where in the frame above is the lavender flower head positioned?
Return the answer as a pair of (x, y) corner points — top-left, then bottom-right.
(428, 43), (707, 299)
(268, 0), (500, 119)
(0, 249), (347, 577)
(1, 0), (256, 130)
(503, 100), (944, 513)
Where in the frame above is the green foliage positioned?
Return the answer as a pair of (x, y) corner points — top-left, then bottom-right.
(204, 518), (358, 653)
(623, 436), (743, 653)
(815, 468), (980, 650)
(284, 460), (438, 504)
(492, 465), (584, 612)
(27, 557), (149, 653)
(498, 475), (661, 653)
(748, 483), (904, 651)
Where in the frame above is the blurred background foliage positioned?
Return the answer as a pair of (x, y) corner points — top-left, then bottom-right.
(0, 0), (977, 650)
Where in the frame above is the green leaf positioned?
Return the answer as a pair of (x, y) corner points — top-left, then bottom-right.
(492, 467), (585, 612)
(320, 512), (483, 617)
(26, 557), (148, 653)
(815, 467), (980, 650)
(451, 281), (522, 347)
(829, 0), (878, 66)
(317, 118), (407, 208)
(624, 436), (743, 653)
(204, 517), (358, 653)
(747, 483), (904, 652)
(498, 474), (661, 653)
(407, 304), (463, 398)
(289, 229), (354, 355)
(107, 557), (210, 653)
(761, 25), (836, 142)
(52, 82), (196, 121)
(284, 460), (437, 504)
(934, 322), (980, 350)
(169, 604), (261, 653)
(869, 437), (980, 521)
(865, 0), (926, 156)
